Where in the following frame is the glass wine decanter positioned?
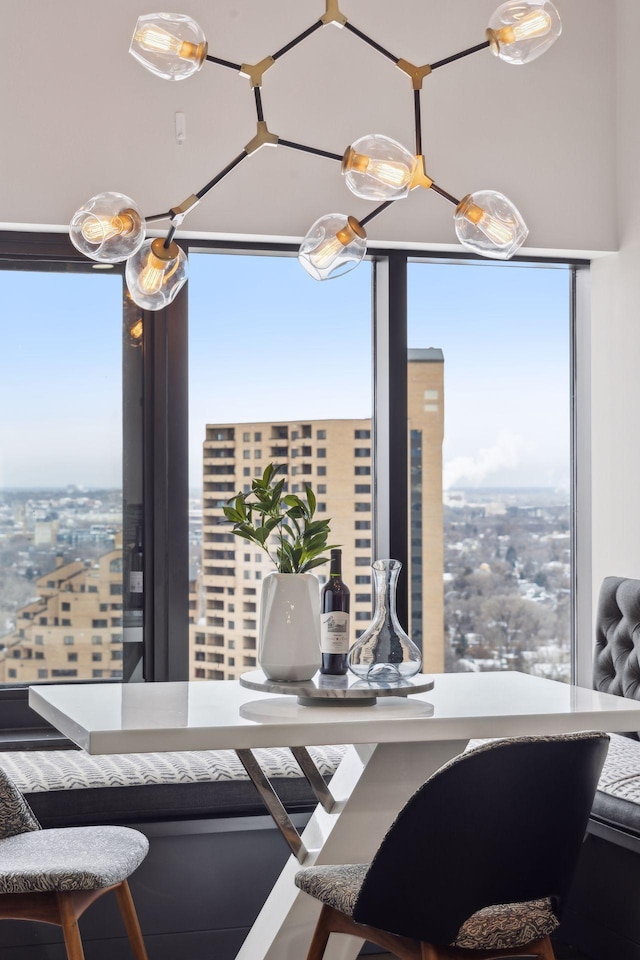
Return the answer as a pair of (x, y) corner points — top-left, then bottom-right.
(347, 559), (422, 681)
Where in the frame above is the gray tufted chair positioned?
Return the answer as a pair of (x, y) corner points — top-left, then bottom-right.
(295, 733), (609, 960)
(593, 576), (640, 719)
(0, 765), (149, 960)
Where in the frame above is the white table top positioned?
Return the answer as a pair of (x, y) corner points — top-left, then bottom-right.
(29, 671), (640, 755)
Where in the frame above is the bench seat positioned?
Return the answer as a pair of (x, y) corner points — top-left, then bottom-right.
(0, 745), (346, 827)
(9, 732), (639, 834)
(588, 732), (640, 840)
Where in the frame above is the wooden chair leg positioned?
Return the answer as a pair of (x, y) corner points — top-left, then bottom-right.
(535, 935), (557, 960)
(57, 893), (86, 960)
(114, 880), (150, 960)
(421, 944), (441, 960)
(306, 904), (333, 960)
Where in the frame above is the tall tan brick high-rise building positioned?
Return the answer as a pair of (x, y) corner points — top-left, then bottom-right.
(408, 348), (444, 673)
(191, 350), (444, 680)
(0, 546), (124, 683)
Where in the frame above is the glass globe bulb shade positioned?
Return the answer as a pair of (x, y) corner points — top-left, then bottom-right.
(342, 135), (417, 201)
(298, 214), (367, 282)
(70, 193), (145, 263)
(130, 13), (208, 80)
(487, 1), (562, 64)
(125, 239), (188, 310)
(454, 191), (528, 260)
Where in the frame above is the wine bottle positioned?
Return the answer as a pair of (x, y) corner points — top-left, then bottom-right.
(320, 548), (350, 675)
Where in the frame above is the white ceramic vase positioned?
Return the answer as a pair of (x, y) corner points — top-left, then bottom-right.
(258, 572), (321, 681)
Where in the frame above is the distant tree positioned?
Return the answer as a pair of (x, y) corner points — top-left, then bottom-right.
(481, 594), (553, 659)
(454, 634), (469, 658)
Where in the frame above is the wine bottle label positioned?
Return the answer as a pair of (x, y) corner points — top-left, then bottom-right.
(129, 571), (143, 594)
(320, 611), (350, 654)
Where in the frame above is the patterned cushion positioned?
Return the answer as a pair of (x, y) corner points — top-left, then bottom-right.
(596, 732), (640, 802)
(295, 863), (368, 916)
(296, 863), (558, 948)
(0, 746), (345, 793)
(0, 825), (149, 894)
(0, 769), (40, 840)
(453, 898), (559, 949)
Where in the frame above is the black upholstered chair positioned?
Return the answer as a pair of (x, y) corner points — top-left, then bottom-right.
(295, 732), (609, 960)
(594, 575), (640, 707)
(0, 765), (149, 960)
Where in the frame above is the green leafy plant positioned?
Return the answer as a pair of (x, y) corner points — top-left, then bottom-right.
(222, 462), (335, 574)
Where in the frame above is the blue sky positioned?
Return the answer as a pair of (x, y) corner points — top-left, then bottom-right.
(0, 255), (570, 490)
(189, 254), (570, 489)
(0, 270), (122, 488)
(408, 261), (570, 488)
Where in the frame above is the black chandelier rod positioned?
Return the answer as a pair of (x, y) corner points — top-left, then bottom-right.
(205, 21), (322, 77)
(163, 224), (177, 248)
(430, 183), (461, 206)
(206, 54), (242, 71)
(272, 21), (323, 60)
(360, 201), (394, 227)
(196, 151), (249, 201)
(343, 22), (399, 63)
(431, 39), (490, 71)
(279, 140), (344, 162)
(145, 211), (172, 223)
(414, 90), (423, 157)
(254, 87), (264, 122)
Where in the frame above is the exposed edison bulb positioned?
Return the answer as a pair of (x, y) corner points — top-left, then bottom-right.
(299, 214), (367, 282)
(342, 135), (417, 202)
(138, 250), (169, 294)
(308, 220), (363, 270)
(80, 211), (137, 245)
(495, 8), (551, 43)
(70, 193), (145, 264)
(463, 203), (516, 246)
(130, 14), (207, 80)
(487, 1), (561, 64)
(347, 152), (413, 190)
(454, 192), (528, 260)
(134, 22), (200, 61)
(125, 238), (188, 311)
(309, 235), (346, 271)
(139, 263), (165, 294)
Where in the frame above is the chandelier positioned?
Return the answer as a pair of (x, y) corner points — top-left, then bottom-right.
(70, 1), (562, 310)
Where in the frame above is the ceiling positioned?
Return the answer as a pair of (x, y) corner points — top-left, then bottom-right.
(1, 0), (617, 255)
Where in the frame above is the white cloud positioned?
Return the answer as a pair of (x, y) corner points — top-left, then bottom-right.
(443, 432), (529, 489)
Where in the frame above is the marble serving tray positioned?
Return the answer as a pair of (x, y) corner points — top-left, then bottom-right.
(239, 669), (435, 706)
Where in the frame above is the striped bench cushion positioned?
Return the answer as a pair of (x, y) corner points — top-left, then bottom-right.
(0, 746), (346, 828)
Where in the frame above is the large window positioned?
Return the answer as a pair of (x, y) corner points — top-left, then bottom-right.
(0, 260), (132, 684)
(0, 237), (581, 718)
(408, 261), (572, 680)
(187, 252), (372, 680)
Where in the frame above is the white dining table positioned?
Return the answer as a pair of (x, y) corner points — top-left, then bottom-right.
(29, 671), (640, 960)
